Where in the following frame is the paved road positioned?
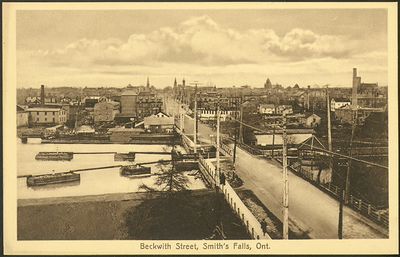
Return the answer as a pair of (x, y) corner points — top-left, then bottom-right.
(165, 97), (388, 239)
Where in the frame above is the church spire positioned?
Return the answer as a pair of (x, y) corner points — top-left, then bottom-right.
(146, 77), (150, 88)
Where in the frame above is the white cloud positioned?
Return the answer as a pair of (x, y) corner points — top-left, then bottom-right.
(24, 15), (361, 67)
(17, 15), (387, 87)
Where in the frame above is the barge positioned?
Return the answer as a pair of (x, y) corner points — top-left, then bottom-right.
(120, 165), (151, 177)
(114, 152), (136, 161)
(26, 172), (80, 187)
(35, 152), (74, 161)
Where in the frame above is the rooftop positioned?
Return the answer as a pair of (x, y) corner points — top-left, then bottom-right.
(27, 107), (62, 112)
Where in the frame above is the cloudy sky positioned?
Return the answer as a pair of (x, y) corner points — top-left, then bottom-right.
(17, 9), (387, 88)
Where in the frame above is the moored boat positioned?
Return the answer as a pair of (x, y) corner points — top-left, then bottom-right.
(120, 165), (151, 176)
(26, 172), (80, 187)
(35, 152), (73, 161)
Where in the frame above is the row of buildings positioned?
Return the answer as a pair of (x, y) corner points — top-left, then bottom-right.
(171, 68), (387, 126)
(17, 80), (165, 128)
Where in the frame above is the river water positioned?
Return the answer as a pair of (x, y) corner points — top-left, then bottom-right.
(17, 138), (206, 199)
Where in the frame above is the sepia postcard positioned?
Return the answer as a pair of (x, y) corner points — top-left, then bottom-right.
(3, 2), (398, 255)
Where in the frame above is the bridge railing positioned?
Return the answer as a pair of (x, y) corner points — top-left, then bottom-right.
(198, 153), (271, 239)
(233, 141), (389, 229)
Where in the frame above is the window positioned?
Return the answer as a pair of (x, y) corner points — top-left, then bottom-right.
(53, 112), (55, 115)
(37, 112), (39, 115)
(53, 117), (55, 122)
(36, 117), (39, 121)
(45, 112), (47, 115)
(45, 117), (47, 121)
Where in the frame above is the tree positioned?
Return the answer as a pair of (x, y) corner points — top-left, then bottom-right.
(124, 162), (205, 239)
(139, 162), (189, 194)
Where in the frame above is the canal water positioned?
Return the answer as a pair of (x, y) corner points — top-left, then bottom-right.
(17, 138), (206, 199)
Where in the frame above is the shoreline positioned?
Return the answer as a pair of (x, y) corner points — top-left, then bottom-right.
(17, 189), (212, 206)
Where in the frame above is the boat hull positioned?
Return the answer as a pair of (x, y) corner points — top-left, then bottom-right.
(120, 166), (151, 177)
(27, 172), (80, 187)
(35, 152), (73, 161)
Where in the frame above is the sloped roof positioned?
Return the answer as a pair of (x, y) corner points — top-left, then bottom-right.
(305, 113), (321, 119)
(298, 135), (326, 150)
(144, 112), (174, 126)
(255, 133), (313, 145)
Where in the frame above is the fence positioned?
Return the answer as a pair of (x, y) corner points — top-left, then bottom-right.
(319, 182), (389, 228)
(281, 155), (389, 229)
(231, 141), (389, 229)
(198, 153), (271, 239)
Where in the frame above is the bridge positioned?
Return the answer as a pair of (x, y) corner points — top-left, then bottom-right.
(165, 97), (388, 239)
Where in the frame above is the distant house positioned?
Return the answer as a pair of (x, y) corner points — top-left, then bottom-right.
(198, 108), (237, 121)
(330, 98), (350, 112)
(17, 105), (29, 127)
(44, 124), (64, 137)
(94, 101), (120, 123)
(60, 97), (72, 104)
(276, 105), (293, 115)
(76, 125), (95, 135)
(302, 113), (321, 128)
(335, 105), (385, 125)
(25, 96), (41, 104)
(26, 106), (68, 126)
(258, 104), (275, 115)
(25, 96), (57, 104)
(144, 112), (174, 133)
(288, 90), (306, 104)
(83, 96), (108, 109)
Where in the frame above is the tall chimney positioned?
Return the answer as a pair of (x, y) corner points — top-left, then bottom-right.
(40, 85), (45, 106)
(306, 85), (310, 110)
(352, 68), (359, 108)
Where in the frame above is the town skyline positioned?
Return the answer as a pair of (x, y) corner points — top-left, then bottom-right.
(17, 9), (387, 88)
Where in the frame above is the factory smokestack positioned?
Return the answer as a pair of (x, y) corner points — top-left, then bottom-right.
(40, 85), (45, 106)
(352, 68), (360, 109)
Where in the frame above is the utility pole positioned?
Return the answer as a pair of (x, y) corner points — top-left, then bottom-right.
(338, 180), (344, 239)
(216, 101), (221, 183)
(233, 98), (239, 164)
(282, 114), (289, 240)
(337, 156), (348, 239)
(193, 84), (198, 153)
(239, 97), (244, 143)
(345, 110), (357, 204)
(179, 104), (184, 132)
(326, 86), (333, 183)
(271, 119), (276, 158)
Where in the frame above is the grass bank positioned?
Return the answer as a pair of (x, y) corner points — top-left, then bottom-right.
(18, 190), (250, 240)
